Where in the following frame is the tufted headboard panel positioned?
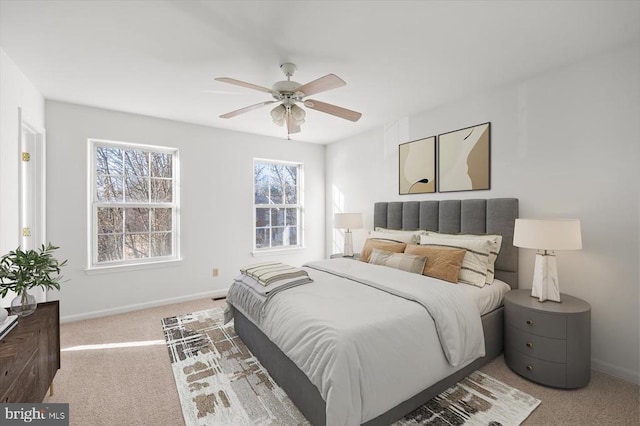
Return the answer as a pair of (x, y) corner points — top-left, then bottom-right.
(373, 198), (519, 288)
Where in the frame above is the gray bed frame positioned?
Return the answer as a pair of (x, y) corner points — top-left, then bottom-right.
(234, 198), (519, 425)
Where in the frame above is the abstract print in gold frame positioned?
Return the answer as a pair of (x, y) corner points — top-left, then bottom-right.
(399, 136), (436, 195)
(438, 122), (490, 192)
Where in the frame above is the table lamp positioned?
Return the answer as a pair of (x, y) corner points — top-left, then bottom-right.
(334, 213), (363, 257)
(513, 218), (582, 302)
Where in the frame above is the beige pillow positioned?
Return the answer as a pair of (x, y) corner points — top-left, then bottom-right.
(404, 244), (466, 283)
(419, 234), (492, 287)
(425, 231), (502, 285)
(368, 248), (427, 275)
(360, 239), (407, 263)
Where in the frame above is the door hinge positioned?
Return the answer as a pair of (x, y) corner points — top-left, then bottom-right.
(22, 152), (30, 162)
(22, 227), (31, 237)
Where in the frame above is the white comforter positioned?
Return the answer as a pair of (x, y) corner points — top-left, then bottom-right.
(257, 258), (485, 426)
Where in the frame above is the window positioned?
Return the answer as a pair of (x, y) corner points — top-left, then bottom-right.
(88, 139), (179, 269)
(253, 159), (303, 252)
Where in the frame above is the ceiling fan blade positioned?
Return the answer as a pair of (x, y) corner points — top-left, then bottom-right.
(215, 77), (274, 94)
(219, 101), (275, 119)
(297, 74), (346, 97)
(304, 99), (362, 122)
(286, 113), (301, 134)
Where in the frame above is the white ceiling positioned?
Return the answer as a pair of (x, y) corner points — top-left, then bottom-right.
(1, 1), (638, 144)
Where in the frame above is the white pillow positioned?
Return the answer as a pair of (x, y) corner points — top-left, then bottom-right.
(370, 228), (427, 244)
(425, 231), (502, 285)
(419, 234), (492, 287)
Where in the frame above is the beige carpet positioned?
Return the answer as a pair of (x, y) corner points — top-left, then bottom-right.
(45, 297), (640, 426)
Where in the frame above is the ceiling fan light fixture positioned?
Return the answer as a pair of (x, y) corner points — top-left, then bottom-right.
(290, 104), (306, 125)
(270, 104), (286, 126)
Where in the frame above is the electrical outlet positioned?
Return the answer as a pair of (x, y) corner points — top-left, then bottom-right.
(212, 268), (219, 277)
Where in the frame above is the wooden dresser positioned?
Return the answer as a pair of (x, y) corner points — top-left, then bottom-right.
(0, 301), (60, 402)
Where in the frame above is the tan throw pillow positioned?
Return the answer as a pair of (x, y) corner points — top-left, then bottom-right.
(425, 232), (502, 285)
(368, 248), (427, 275)
(419, 235), (492, 287)
(404, 244), (466, 283)
(360, 239), (407, 263)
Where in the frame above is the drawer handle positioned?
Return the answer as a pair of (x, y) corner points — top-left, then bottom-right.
(526, 365), (533, 371)
(526, 320), (534, 326)
(526, 342), (533, 348)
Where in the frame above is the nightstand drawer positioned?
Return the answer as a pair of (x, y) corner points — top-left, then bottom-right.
(505, 347), (567, 388)
(505, 325), (566, 363)
(506, 303), (566, 339)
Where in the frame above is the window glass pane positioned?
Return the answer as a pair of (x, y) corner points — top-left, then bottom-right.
(97, 207), (123, 234)
(254, 163), (269, 204)
(125, 208), (149, 233)
(124, 177), (149, 202)
(285, 208), (297, 226)
(98, 234), (123, 262)
(256, 228), (269, 248)
(285, 184), (297, 204)
(270, 182), (283, 204)
(152, 233), (172, 257)
(256, 208), (270, 227)
(124, 150), (149, 176)
(96, 147), (122, 175)
(271, 208), (285, 226)
(97, 175), (123, 202)
(288, 227), (298, 246)
(125, 234), (149, 259)
(283, 165), (297, 186)
(271, 227), (284, 247)
(152, 208), (172, 232)
(150, 152), (172, 178)
(151, 178), (172, 202)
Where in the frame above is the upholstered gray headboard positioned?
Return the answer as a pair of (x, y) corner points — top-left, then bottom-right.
(374, 198), (519, 288)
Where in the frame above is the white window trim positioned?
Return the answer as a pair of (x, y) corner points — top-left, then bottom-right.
(86, 138), (181, 272)
(252, 158), (304, 255)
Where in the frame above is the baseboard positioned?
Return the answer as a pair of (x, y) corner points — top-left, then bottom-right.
(591, 357), (640, 385)
(59, 288), (229, 323)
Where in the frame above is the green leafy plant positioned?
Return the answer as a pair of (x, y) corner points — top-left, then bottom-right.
(0, 243), (68, 298)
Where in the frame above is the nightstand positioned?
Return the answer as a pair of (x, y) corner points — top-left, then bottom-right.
(330, 253), (360, 260)
(504, 289), (591, 388)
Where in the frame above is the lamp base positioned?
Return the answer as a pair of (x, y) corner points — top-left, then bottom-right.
(531, 252), (561, 303)
(343, 230), (354, 257)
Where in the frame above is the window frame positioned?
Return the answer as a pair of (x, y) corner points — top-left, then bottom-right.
(252, 158), (304, 254)
(87, 138), (181, 271)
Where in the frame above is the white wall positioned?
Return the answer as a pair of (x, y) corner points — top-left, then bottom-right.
(45, 101), (325, 321)
(326, 43), (640, 384)
(0, 49), (46, 306)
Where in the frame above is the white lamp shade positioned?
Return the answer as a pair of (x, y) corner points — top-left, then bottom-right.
(513, 218), (582, 250)
(334, 213), (363, 230)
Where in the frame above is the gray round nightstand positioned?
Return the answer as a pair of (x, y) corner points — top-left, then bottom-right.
(330, 253), (360, 260)
(504, 289), (591, 388)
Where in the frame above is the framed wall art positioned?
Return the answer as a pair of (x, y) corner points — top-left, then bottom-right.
(438, 122), (490, 192)
(399, 136), (436, 195)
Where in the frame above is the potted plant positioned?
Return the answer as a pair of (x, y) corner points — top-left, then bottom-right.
(0, 243), (67, 316)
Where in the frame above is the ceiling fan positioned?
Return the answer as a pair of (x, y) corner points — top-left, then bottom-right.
(215, 63), (362, 136)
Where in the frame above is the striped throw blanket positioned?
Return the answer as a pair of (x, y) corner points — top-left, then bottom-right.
(240, 262), (311, 287)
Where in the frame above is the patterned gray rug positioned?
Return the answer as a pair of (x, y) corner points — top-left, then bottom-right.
(161, 307), (540, 426)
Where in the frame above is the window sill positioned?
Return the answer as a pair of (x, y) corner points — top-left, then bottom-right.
(251, 246), (305, 257)
(85, 258), (183, 275)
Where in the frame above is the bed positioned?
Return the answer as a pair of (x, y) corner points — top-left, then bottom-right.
(229, 198), (518, 425)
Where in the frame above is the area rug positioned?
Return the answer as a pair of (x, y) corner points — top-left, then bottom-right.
(161, 307), (540, 426)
